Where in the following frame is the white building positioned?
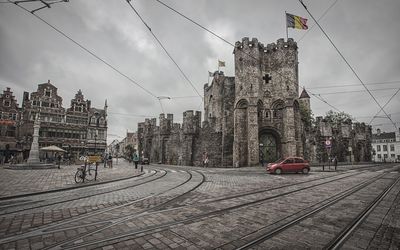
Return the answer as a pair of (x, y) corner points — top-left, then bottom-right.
(371, 128), (400, 162)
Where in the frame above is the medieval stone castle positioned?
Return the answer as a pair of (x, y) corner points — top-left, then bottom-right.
(137, 37), (372, 167)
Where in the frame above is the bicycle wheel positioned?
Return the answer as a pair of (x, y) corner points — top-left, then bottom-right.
(74, 169), (84, 183)
(85, 165), (96, 181)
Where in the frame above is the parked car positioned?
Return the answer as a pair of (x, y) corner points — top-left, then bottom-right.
(266, 157), (310, 174)
(141, 157), (149, 165)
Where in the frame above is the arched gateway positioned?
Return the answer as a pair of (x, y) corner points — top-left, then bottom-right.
(259, 129), (281, 164)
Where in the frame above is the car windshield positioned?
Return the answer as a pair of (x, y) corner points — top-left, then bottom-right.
(273, 158), (284, 163)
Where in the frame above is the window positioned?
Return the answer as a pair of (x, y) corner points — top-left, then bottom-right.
(294, 158), (304, 163)
(12, 114), (17, 120)
(377, 154), (381, 159)
(45, 91), (51, 97)
(390, 145), (395, 151)
(383, 145), (388, 151)
(377, 145), (381, 152)
(384, 154), (388, 159)
(391, 154), (395, 158)
(284, 158), (294, 164)
(4, 100), (10, 107)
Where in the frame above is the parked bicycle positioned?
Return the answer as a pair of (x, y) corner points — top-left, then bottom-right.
(74, 162), (97, 183)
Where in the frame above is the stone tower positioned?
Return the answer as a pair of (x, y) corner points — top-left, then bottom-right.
(233, 37), (302, 167)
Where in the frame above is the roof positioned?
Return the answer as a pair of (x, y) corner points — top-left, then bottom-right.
(299, 88), (310, 99)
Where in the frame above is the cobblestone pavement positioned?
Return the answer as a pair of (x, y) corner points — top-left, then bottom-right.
(0, 161), (399, 249)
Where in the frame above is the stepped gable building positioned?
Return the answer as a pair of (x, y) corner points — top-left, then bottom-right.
(137, 37), (372, 167)
(0, 87), (22, 163)
(1, 80), (107, 162)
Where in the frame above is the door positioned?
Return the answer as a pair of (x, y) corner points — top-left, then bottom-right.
(259, 132), (279, 163)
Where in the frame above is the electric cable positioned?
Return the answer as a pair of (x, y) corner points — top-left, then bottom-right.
(297, 0), (340, 43)
(8, 0), (162, 110)
(153, 0), (360, 119)
(126, 0), (203, 100)
(298, 0), (397, 129)
(368, 88), (400, 125)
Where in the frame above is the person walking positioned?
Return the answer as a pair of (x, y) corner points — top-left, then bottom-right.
(132, 152), (139, 170)
(333, 156), (338, 171)
(57, 153), (62, 169)
(202, 152), (209, 168)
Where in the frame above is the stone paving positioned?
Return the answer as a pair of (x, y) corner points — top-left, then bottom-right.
(0, 158), (142, 198)
(0, 161), (399, 249)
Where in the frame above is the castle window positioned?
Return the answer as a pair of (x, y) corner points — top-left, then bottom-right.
(272, 100), (284, 119)
(266, 111), (269, 118)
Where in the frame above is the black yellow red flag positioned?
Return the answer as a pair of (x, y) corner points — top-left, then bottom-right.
(286, 13), (308, 30)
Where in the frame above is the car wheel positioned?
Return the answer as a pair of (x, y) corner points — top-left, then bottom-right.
(275, 168), (282, 175)
(302, 168), (309, 174)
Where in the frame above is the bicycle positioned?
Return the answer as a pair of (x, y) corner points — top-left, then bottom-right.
(74, 163), (97, 183)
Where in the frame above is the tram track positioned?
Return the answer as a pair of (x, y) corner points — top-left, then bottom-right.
(0, 169), (205, 247)
(0, 169), (166, 216)
(227, 171), (400, 249)
(46, 168), (392, 249)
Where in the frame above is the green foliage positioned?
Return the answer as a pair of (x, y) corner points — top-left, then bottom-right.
(124, 144), (134, 158)
(324, 111), (353, 125)
(299, 105), (314, 129)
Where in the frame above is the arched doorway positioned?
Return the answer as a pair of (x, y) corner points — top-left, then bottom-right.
(259, 130), (280, 163)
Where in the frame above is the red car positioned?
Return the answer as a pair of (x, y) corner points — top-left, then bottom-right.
(266, 157), (310, 174)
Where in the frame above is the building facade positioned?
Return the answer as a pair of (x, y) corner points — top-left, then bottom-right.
(0, 87), (22, 163)
(0, 80), (107, 163)
(137, 37), (373, 167)
(371, 128), (400, 162)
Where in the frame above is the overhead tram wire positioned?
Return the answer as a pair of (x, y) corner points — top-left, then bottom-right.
(315, 87), (400, 96)
(298, 0), (397, 129)
(297, 0), (340, 43)
(368, 88), (400, 125)
(125, 0), (203, 102)
(8, 0), (164, 113)
(309, 80), (400, 90)
(153, 0), (360, 119)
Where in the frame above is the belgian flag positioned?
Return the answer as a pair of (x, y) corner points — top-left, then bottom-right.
(286, 13), (308, 30)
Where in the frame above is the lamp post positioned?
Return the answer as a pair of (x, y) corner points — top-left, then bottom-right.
(94, 134), (97, 155)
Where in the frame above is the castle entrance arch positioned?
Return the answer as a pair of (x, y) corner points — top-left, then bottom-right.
(259, 130), (280, 163)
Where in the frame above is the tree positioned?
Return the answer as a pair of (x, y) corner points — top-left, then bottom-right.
(324, 110), (353, 126)
(125, 144), (134, 159)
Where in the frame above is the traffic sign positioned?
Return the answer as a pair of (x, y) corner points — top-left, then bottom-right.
(325, 140), (332, 148)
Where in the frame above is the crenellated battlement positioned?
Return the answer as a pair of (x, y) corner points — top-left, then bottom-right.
(234, 37), (297, 54)
(183, 110), (201, 134)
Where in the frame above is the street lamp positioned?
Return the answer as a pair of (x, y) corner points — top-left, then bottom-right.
(94, 133), (97, 155)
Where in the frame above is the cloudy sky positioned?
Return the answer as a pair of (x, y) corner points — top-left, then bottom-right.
(1, 0), (399, 143)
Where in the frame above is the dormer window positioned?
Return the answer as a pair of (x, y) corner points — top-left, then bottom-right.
(45, 90), (51, 97)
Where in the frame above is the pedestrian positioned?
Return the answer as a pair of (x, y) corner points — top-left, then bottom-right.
(132, 152), (139, 170)
(202, 152), (209, 168)
(103, 153), (107, 168)
(178, 155), (182, 166)
(333, 156), (338, 171)
(108, 154), (113, 168)
(57, 153), (62, 169)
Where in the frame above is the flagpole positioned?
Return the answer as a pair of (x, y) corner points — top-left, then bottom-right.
(285, 11), (288, 40)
